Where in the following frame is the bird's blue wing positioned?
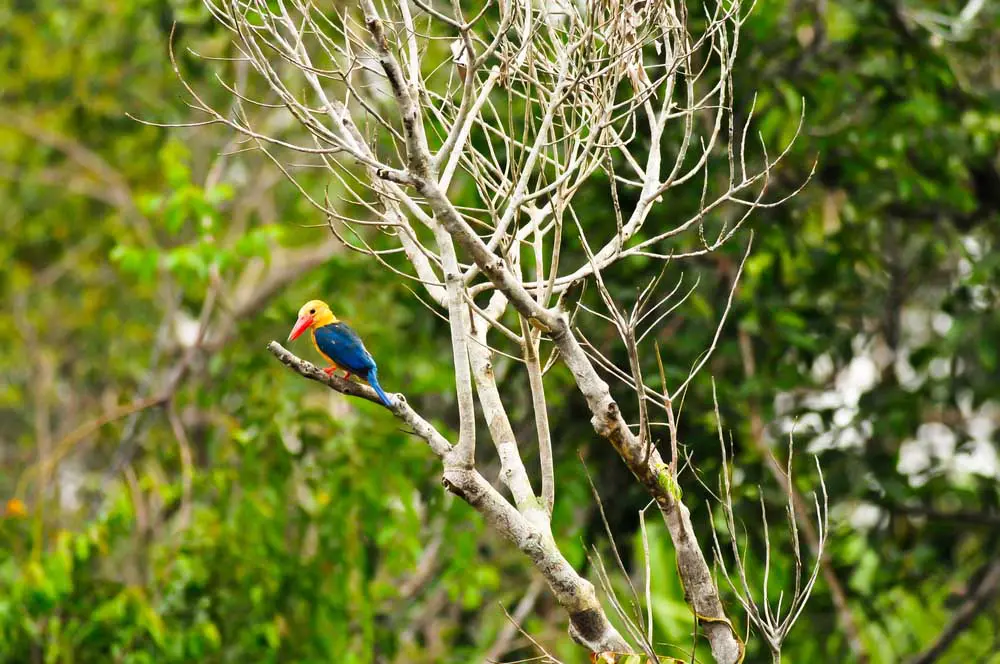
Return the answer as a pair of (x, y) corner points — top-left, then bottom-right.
(313, 323), (377, 374)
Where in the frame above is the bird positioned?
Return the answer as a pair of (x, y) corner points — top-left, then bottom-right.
(286, 299), (394, 407)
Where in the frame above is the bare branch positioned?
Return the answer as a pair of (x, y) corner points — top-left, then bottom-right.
(710, 382), (829, 662)
(268, 341), (629, 653)
(909, 560), (1000, 664)
(522, 315), (556, 516)
(267, 341), (450, 456)
(436, 227), (478, 468)
(485, 577), (546, 663)
(737, 327), (869, 662)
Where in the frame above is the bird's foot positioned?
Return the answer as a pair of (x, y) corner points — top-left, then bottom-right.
(343, 372), (352, 381)
(322, 366), (338, 376)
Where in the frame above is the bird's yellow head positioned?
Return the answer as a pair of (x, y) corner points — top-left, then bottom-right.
(287, 299), (337, 342)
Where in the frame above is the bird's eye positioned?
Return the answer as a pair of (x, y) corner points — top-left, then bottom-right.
(309, 308), (315, 314)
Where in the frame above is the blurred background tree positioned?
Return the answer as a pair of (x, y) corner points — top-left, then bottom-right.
(1, 0), (998, 663)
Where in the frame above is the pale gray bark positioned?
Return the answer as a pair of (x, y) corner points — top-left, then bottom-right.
(359, 8), (741, 650)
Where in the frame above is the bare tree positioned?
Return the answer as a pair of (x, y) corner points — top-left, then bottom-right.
(156, 0), (815, 659)
(711, 386), (830, 664)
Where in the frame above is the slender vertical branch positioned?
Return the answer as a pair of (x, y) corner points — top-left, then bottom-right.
(522, 319), (555, 516)
(469, 292), (539, 517)
(737, 327), (869, 663)
(435, 226), (477, 468)
(359, 0), (433, 178)
(711, 382), (828, 662)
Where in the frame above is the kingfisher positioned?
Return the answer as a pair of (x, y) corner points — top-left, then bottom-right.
(286, 300), (394, 407)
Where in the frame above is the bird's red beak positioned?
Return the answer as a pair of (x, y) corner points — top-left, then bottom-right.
(288, 314), (314, 342)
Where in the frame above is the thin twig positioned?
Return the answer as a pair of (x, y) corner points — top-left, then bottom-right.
(909, 560), (1000, 664)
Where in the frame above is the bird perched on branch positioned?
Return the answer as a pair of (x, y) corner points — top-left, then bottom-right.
(287, 300), (393, 407)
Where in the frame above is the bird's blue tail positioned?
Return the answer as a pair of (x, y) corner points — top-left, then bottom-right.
(367, 369), (394, 407)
